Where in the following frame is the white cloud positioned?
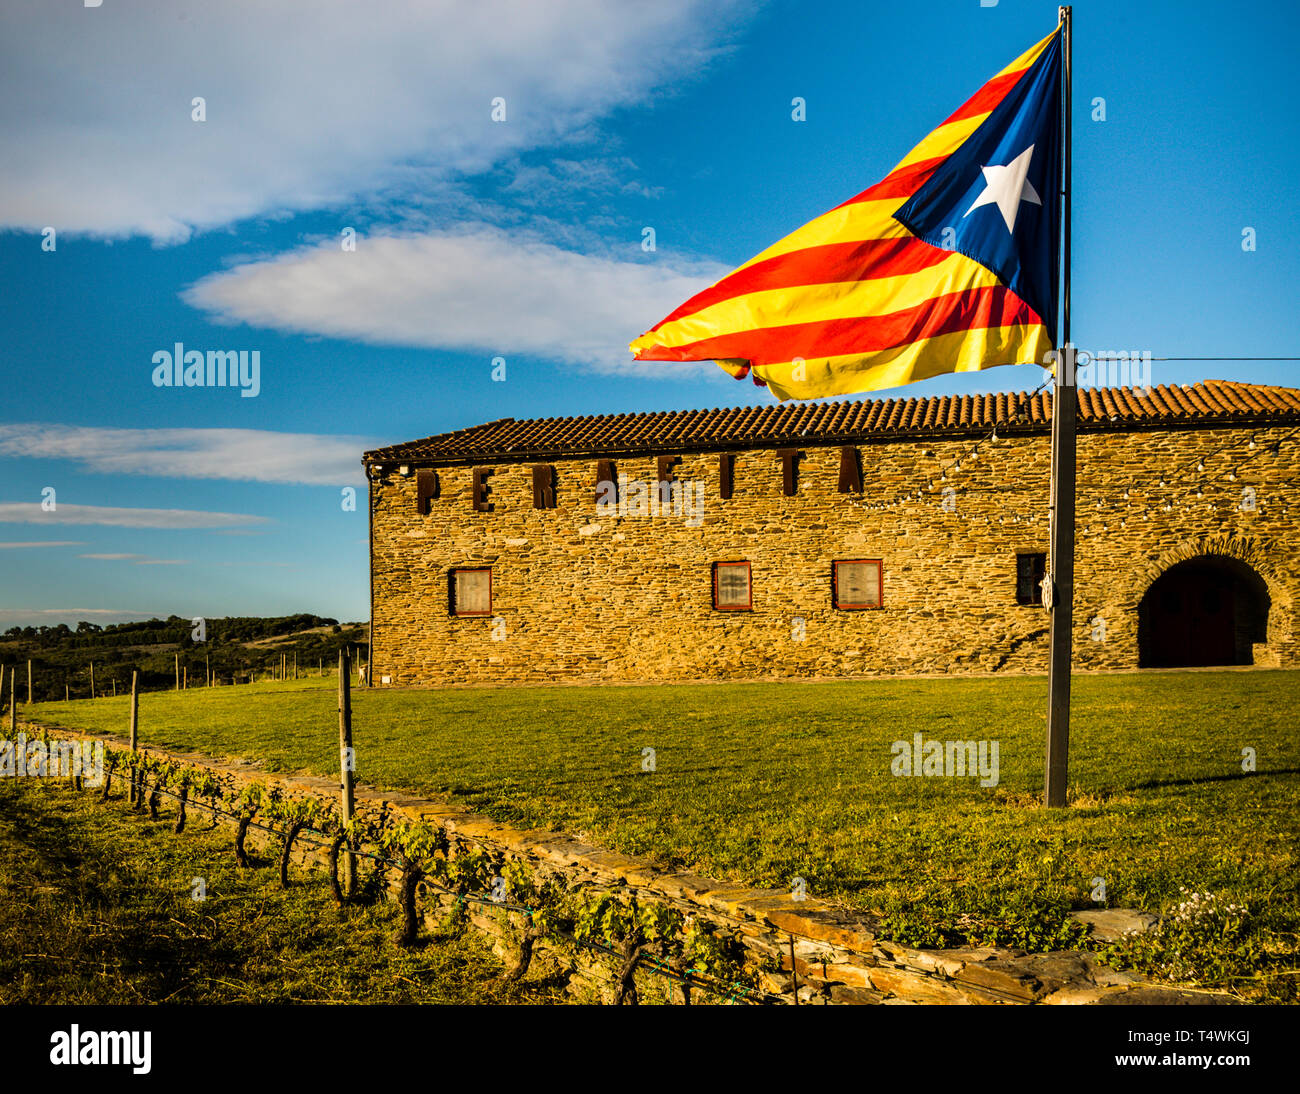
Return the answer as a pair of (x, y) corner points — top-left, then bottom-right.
(0, 424), (371, 485)
(184, 226), (730, 372)
(0, 541), (85, 549)
(0, 0), (743, 243)
(0, 608), (161, 627)
(79, 553), (189, 565)
(0, 503), (268, 530)
(497, 158), (666, 205)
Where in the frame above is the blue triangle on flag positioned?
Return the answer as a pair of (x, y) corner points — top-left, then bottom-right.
(894, 30), (1063, 346)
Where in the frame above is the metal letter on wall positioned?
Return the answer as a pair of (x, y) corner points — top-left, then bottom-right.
(595, 459), (617, 504)
(776, 449), (799, 497)
(416, 470), (439, 514)
(656, 455), (680, 506)
(531, 464), (556, 509)
(472, 468), (494, 512)
(719, 453), (734, 500)
(838, 447), (862, 494)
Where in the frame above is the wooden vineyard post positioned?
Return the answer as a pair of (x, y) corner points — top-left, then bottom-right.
(789, 934), (799, 1005)
(183, 666), (188, 690)
(174, 654), (180, 691)
(0, 665), (5, 716)
(206, 653), (210, 687)
(65, 683), (70, 701)
(8, 668), (15, 737)
(338, 649), (356, 896)
(294, 653), (298, 680)
(319, 657), (323, 678)
(27, 659), (33, 704)
(112, 678), (116, 698)
(128, 671), (139, 804)
(89, 662), (95, 699)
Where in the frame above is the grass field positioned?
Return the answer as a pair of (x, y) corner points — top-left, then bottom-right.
(0, 776), (565, 1004)
(21, 669), (1300, 1000)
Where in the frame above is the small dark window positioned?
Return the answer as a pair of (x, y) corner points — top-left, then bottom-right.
(451, 568), (492, 616)
(833, 559), (882, 610)
(1016, 553), (1046, 606)
(713, 561), (752, 611)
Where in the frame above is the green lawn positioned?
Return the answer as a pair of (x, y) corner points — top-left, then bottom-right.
(22, 670), (1300, 999)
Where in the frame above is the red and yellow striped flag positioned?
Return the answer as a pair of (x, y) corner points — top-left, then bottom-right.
(630, 28), (1062, 401)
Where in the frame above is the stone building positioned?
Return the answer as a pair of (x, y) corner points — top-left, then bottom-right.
(362, 380), (1299, 687)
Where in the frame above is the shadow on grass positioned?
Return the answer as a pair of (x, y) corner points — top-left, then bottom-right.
(1127, 768), (1300, 791)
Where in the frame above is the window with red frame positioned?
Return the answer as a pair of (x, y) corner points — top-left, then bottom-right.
(833, 559), (882, 609)
(450, 567), (492, 616)
(713, 561), (752, 611)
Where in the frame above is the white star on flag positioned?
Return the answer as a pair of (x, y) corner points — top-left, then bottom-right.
(963, 144), (1042, 233)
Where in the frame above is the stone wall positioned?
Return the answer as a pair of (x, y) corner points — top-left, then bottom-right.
(18, 720), (1236, 1005)
(370, 424), (1298, 686)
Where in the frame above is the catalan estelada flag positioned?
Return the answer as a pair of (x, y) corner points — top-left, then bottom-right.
(629, 26), (1063, 401)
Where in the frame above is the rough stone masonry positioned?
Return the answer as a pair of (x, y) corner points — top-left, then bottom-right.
(364, 381), (1299, 687)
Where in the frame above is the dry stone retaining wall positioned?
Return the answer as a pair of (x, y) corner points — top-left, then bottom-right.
(23, 720), (1237, 1005)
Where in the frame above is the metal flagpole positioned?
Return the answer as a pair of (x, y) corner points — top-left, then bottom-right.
(1045, 5), (1075, 808)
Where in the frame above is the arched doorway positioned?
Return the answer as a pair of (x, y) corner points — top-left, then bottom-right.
(1138, 555), (1271, 667)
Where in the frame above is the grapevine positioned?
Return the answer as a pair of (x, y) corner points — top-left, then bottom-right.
(8, 724), (766, 1004)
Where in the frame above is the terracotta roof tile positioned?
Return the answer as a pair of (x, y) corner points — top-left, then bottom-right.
(364, 381), (1300, 465)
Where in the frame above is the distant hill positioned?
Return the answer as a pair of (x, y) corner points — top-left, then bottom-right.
(0, 615), (369, 703)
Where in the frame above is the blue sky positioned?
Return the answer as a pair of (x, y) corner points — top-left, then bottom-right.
(0, 0), (1295, 628)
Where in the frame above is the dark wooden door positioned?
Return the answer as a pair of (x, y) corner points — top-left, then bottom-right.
(1148, 568), (1236, 667)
